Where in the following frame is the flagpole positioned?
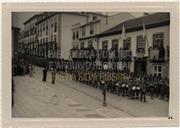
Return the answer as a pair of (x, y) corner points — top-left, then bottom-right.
(143, 13), (150, 56)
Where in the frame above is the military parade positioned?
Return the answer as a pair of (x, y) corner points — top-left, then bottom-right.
(11, 12), (170, 118)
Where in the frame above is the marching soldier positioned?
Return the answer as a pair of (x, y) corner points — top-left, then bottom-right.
(160, 80), (166, 100)
(136, 82), (141, 99)
(131, 82), (136, 99)
(51, 69), (56, 84)
(128, 81), (133, 99)
(42, 66), (48, 82)
(140, 83), (146, 102)
(101, 80), (107, 106)
(149, 81), (155, 100)
(121, 80), (126, 96)
(125, 81), (129, 96)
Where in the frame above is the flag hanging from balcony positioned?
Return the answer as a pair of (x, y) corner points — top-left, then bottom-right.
(142, 18), (150, 57)
(142, 23), (146, 40)
(122, 24), (126, 40)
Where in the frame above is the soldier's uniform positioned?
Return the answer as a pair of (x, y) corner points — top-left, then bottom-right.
(51, 70), (56, 84)
(121, 82), (126, 96)
(136, 83), (141, 99)
(149, 82), (154, 100)
(140, 84), (146, 102)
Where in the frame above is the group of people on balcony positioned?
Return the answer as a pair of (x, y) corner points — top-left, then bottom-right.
(70, 46), (131, 62)
(149, 44), (169, 61)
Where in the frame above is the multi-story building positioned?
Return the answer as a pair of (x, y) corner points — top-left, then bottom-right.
(34, 12), (105, 60)
(70, 12), (135, 66)
(18, 30), (25, 54)
(23, 14), (40, 56)
(70, 12), (170, 78)
(97, 12), (170, 78)
(72, 12), (134, 50)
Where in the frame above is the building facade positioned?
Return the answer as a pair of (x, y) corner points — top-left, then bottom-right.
(70, 12), (170, 78)
(23, 14), (40, 56)
(72, 12), (134, 50)
(21, 12), (105, 60)
(98, 12), (170, 78)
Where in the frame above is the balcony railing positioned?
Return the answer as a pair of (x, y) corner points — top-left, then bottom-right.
(70, 49), (132, 62)
(149, 47), (167, 62)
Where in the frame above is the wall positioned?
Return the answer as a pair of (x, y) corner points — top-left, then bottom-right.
(99, 25), (169, 57)
(99, 25), (169, 75)
(61, 14), (87, 60)
(100, 12), (135, 33)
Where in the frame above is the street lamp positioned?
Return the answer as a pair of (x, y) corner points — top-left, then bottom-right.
(102, 63), (108, 106)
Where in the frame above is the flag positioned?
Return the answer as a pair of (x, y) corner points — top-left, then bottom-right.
(142, 23), (146, 40)
(122, 24), (126, 40)
(106, 12), (108, 25)
(142, 22), (150, 56)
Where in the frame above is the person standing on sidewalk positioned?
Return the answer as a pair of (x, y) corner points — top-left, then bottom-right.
(51, 69), (56, 84)
(140, 83), (146, 102)
(29, 63), (33, 77)
(42, 67), (48, 82)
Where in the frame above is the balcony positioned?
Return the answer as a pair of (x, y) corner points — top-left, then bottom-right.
(120, 50), (132, 61)
(149, 47), (167, 62)
(70, 49), (132, 62)
(70, 48), (97, 61)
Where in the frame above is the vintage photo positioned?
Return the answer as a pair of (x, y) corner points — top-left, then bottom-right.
(12, 11), (170, 118)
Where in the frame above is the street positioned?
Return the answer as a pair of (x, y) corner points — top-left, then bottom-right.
(12, 66), (169, 118)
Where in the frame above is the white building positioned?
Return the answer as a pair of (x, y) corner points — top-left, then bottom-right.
(71, 12), (135, 53)
(97, 12), (170, 78)
(34, 12), (105, 60)
(23, 14), (40, 55)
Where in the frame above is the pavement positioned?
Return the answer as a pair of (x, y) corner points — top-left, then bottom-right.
(12, 66), (169, 118)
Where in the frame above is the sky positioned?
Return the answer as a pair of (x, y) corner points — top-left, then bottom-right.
(12, 12), (145, 30)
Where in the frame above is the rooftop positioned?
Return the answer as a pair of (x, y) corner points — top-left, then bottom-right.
(98, 12), (170, 37)
(23, 14), (41, 25)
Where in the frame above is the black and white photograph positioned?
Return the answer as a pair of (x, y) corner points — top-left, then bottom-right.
(11, 11), (170, 118)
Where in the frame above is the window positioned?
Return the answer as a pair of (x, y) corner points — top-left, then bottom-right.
(136, 35), (145, 53)
(90, 24), (94, 35)
(123, 37), (131, 50)
(76, 31), (79, 39)
(51, 18), (53, 27)
(43, 38), (45, 44)
(37, 28), (39, 35)
(112, 39), (118, 50)
(73, 32), (75, 40)
(153, 65), (162, 77)
(153, 33), (164, 49)
(88, 40), (93, 48)
(80, 42), (84, 49)
(40, 24), (42, 36)
(46, 21), (48, 29)
(102, 40), (108, 50)
(43, 23), (45, 31)
(82, 27), (86, 37)
(54, 22), (57, 32)
(54, 17), (57, 24)
(54, 35), (57, 42)
(46, 21), (48, 35)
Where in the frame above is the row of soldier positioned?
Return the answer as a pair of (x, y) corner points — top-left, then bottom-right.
(69, 69), (169, 102)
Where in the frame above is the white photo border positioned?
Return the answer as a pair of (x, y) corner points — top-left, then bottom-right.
(1, 2), (179, 128)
